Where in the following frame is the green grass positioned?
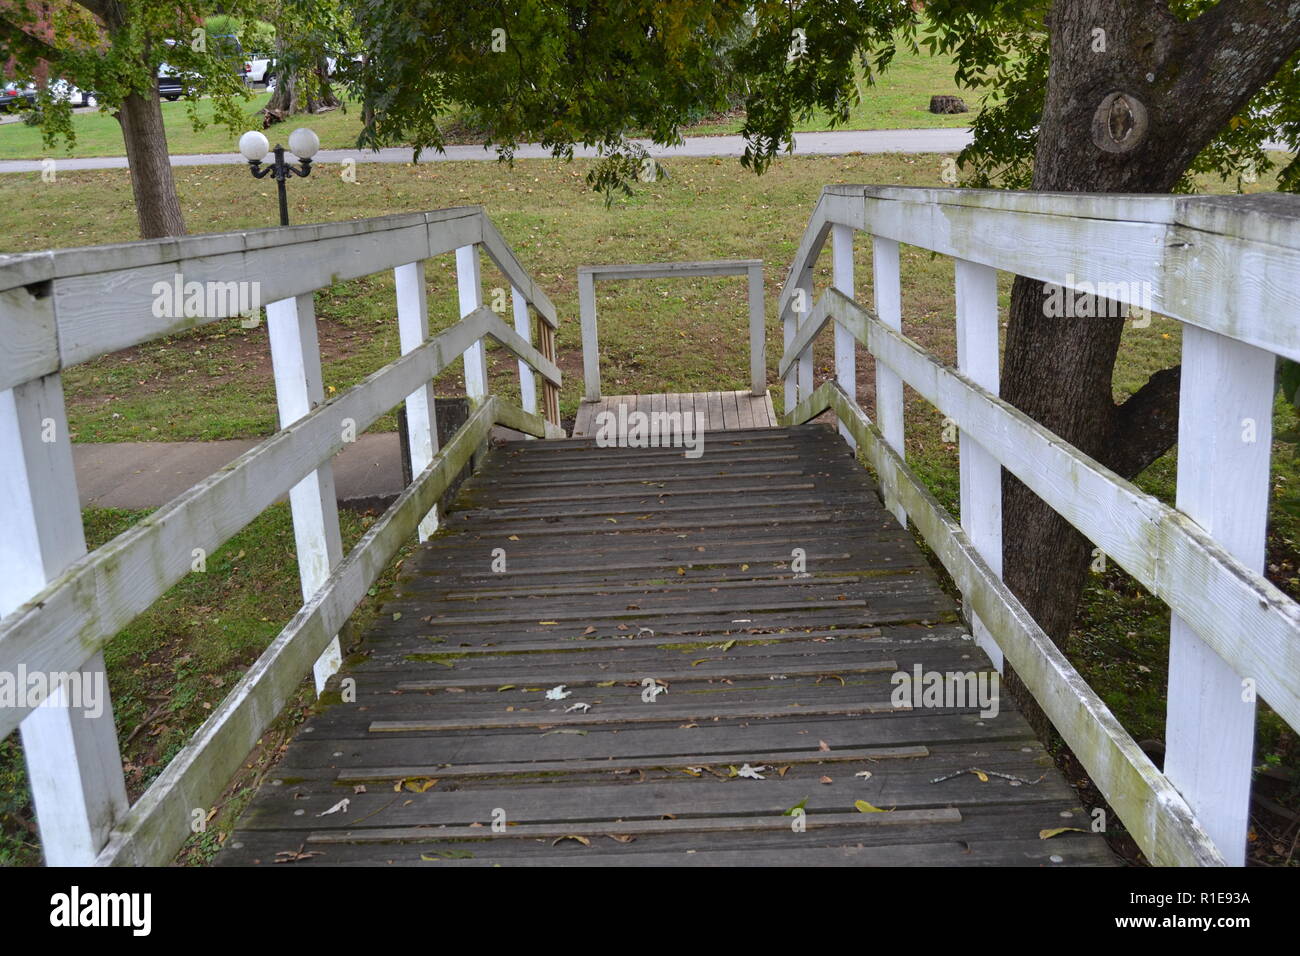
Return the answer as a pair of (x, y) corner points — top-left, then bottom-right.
(0, 92), (368, 161)
(689, 47), (973, 135)
(0, 45), (969, 161)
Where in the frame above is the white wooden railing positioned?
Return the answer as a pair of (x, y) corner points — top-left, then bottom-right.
(0, 206), (563, 866)
(777, 184), (1300, 867)
(577, 259), (766, 399)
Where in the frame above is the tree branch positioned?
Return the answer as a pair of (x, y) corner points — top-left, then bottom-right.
(1107, 364), (1182, 479)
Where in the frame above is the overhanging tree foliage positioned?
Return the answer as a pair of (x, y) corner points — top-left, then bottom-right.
(350, 0), (1300, 655)
(0, 0), (259, 237)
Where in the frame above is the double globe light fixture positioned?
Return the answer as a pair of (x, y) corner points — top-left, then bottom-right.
(239, 126), (320, 226)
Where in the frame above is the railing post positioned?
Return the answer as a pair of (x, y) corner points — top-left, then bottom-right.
(512, 287), (538, 427)
(782, 298), (798, 415)
(747, 262), (766, 397)
(1, 369), (128, 865)
(456, 244), (488, 405)
(796, 270), (814, 402)
(1165, 326), (1273, 865)
(832, 224), (857, 447)
(266, 292), (344, 693)
(872, 236), (906, 525)
(578, 269), (600, 401)
(954, 259), (1003, 672)
(396, 261), (441, 538)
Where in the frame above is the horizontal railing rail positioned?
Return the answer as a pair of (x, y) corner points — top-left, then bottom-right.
(577, 259), (765, 400)
(775, 184), (1300, 867)
(0, 206), (563, 865)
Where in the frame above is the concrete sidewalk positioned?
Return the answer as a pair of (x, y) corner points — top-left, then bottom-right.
(74, 433), (405, 511)
(0, 128), (976, 173)
(73, 424), (532, 511)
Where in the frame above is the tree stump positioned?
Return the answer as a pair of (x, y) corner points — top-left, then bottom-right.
(928, 95), (967, 114)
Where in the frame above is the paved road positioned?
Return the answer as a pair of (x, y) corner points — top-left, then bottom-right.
(0, 128), (976, 173)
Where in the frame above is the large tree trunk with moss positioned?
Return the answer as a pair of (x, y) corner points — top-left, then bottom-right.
(264, 38), (341, 125)
(1001, 0), (1300, 651)
(116, 87), (186, 238)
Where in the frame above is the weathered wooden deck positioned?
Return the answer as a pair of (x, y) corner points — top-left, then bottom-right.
(573, 390), (778, 437)
(216, 423), (1114, 866)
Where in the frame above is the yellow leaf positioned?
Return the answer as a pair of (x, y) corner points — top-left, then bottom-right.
(1039, 827), (1087, 839)
(497, 684), (515, 692)
(552, 834), (591, 847)
(855, 800), (886, 813)
(974, 769), (989, 782)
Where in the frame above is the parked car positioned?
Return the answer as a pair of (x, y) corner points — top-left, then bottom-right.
(49, 79), (97, 108)
(157, 33), (251, 100)
(0, 81), (37, 112)
(246, 52), (275, 85)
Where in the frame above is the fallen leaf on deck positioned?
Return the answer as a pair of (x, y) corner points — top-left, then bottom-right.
(855, 800), (887, 813)
(317, 798), (350, 817)
(545, 685), (572, 700)
(553, 835), (591, 847)
(1039, 827), (1087, 840)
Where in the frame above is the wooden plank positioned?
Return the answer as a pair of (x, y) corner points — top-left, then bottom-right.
(370, 698), (904, 733)
(1, 372), (127, 865)
(872, 237), (906, 525)
(47, 208), (481, 373)
(954, 258), (1002, 672)
(736, 391), (755, 430)
(394, 658), (900, 690)
(748, 262), (766, 396)
(707, 391), (725, 432)
(578, 270), (600, 399)
(1165, 326), (1275, 865)
(722, 390), (740, 430)
(93, 400), (499, 867)
(457, 245), (488, 405)
(573, 401), (595, 439)
(396, 261), (440, 538)
(820, 185), (1300, 363)
(692, 392), (708, 434)
(303, 808), (960, 847)
(832, 223), (856, 446)
(267, 292), (344, 692)
(511, 288), (537, 418)
(335, 746), (929, 783)
(0, 284), (59, 395)
(579, 259), (761, 281)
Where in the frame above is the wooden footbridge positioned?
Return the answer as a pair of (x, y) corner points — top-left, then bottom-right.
(2, 189), (1299, 868)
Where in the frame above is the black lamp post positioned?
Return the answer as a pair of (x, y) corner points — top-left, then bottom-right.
(239, 128), (320, 226)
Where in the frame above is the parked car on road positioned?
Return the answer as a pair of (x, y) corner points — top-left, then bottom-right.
(0, 81), (37, 112)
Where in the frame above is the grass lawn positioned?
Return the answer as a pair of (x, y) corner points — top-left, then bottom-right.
(0, 45), (970, 161)
(0, 149), (1296, 864)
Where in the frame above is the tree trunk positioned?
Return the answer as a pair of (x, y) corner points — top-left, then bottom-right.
(264, 41), (341, 125)
(1000, 0), (1300, 653)
(116, 88), (186, 239)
